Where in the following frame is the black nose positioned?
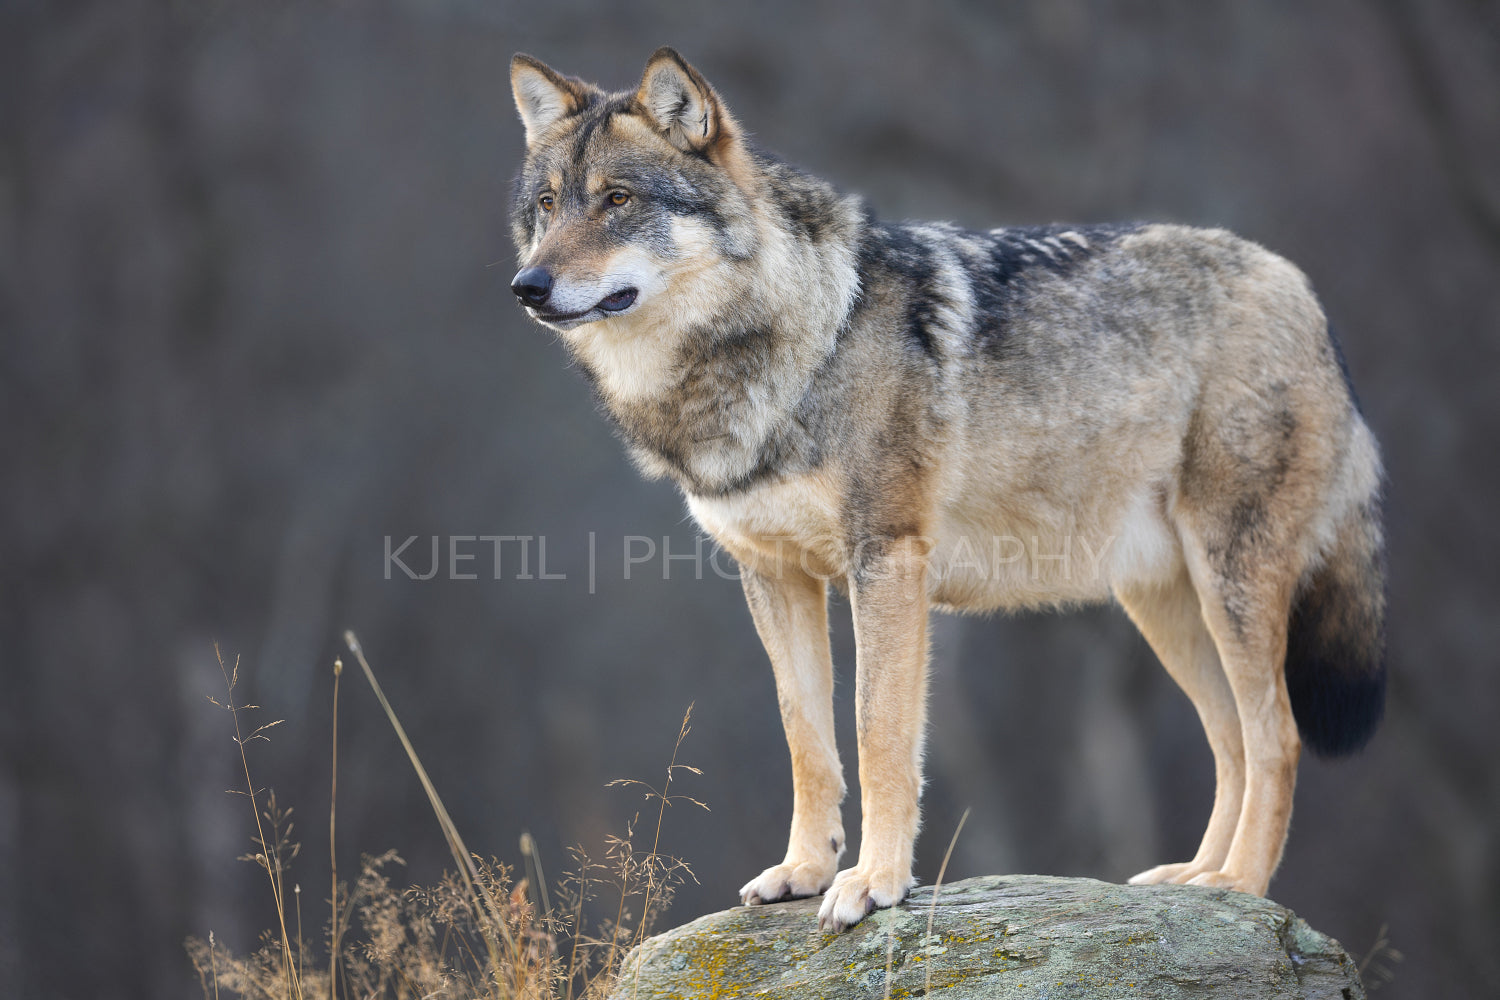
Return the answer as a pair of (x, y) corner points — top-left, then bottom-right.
(511, 267), (553, 307)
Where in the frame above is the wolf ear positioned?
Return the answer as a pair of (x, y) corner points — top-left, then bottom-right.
(635, 47), (731, 155)
(511, 54), (590, 146)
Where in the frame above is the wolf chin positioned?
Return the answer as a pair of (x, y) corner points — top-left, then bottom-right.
(507, 48), (1386, 932)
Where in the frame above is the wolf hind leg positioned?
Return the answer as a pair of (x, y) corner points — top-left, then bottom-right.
(1173, 522), (1302, 897)
(1116, 569), (1245, 885)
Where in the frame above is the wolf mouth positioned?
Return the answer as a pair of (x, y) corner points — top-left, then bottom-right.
(532, 287), (638, 324)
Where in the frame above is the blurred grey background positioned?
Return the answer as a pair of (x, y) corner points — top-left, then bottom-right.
(3, 1), (1498, 997)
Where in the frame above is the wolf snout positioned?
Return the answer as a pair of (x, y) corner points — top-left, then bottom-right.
(511, 266), (553, 307)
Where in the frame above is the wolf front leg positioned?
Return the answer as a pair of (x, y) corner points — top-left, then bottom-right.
(818, 539), (930, 932)
(738, 565), (847, 905)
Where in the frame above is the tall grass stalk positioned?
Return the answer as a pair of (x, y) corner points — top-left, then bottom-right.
(211, 644), (305, 1000)
(341, 630), (520, 984)
(603, 705), (706, 1000)
(923, 807), (970, 999)
(328, 656), (343, 1000)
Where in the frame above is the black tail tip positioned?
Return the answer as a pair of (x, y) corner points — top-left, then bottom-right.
(1286, 652), (1387, 757)
(1284, 542), (1387, 758)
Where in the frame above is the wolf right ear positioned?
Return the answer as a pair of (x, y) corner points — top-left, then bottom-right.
(511, 54), (591, 146)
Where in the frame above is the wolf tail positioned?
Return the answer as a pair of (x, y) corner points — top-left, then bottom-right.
(1284, 485), (1388, 757)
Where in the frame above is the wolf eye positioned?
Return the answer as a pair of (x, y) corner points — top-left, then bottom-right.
(538, 193), (555, 213)
(607, 190), (630, 207)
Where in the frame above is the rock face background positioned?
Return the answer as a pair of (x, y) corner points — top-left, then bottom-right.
(611, 877), (1365, 1000)
(3, 2), (1497, 998)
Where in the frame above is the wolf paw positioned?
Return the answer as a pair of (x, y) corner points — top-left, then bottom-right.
(1185, 869), (1266, 895)
(816, 866), (913, 933)
(1128, 862), (1201, 885)
(739, 859), (836, 906)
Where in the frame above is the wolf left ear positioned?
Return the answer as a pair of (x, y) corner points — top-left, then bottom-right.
(511, 54), (592, 146)
(635, 47), (730, 155)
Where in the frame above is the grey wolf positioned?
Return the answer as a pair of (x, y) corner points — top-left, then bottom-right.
(506, 48), (1386, 932)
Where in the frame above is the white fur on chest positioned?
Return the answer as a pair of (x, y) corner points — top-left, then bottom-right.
(686, 473), (847, 579)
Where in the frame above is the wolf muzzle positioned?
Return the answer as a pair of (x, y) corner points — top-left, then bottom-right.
(511, 265), (640, 321)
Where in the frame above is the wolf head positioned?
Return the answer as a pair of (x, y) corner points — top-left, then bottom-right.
(508, 49), (862, 478)
(508, 48), (762, 336)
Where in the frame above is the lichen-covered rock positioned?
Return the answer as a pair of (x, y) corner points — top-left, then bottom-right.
(609, 875), (1364, 999)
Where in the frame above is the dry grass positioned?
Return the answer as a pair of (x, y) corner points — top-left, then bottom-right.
(1357, 922), (1404, 993)
(187, 634), (703, 1000)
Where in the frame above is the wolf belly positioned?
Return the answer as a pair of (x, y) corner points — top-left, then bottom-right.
(689, 467), (1182, 612)
(927, 485), (1181, 611)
